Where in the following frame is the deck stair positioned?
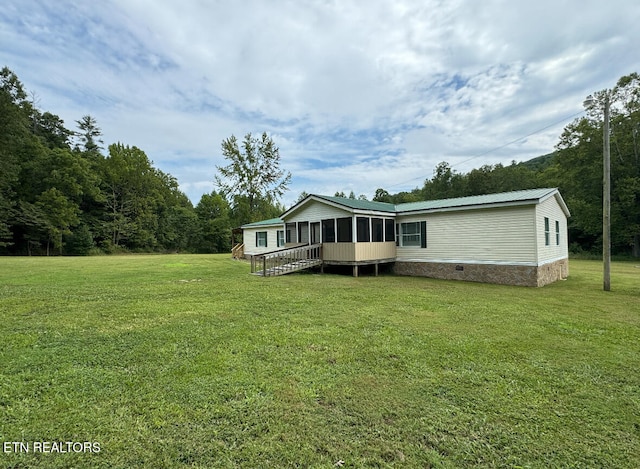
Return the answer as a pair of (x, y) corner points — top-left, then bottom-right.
(251, 244), (322, 277)
(231, 243), (244, 259)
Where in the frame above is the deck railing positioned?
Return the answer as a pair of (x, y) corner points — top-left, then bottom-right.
(251, 244), (322, 276)
(231, 243), (244, 259)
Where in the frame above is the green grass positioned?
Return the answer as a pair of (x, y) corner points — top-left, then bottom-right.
(0, 255), (639, 468)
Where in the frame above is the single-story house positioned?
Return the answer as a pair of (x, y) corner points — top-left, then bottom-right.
(239, 188), (570, 287)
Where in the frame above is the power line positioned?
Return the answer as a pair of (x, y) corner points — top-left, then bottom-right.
(387, 109), (585, 189)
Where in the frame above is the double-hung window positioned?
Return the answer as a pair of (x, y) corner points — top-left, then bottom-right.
(555, 220), (560, 245)
(256, 231), (267, 248)
(544, 217), (550, 246)
(277, 230), (285, 247)
(399, 221), (427, 248)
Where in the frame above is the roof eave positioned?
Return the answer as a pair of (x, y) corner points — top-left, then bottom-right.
(240, 218), (284, 229)
(281, 194), (395, 220)
(277, 188), (571, 221)
(280, 194), (352, 220)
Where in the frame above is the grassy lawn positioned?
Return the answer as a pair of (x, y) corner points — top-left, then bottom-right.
(0, 255), (638, 468)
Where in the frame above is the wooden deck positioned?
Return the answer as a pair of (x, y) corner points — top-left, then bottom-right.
(250, 243), (396, 277)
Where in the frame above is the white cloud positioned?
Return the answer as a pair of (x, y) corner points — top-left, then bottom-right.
(2, 0), (639, 207)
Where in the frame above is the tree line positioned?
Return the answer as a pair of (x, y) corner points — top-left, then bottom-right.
(1, 66), (638, 256)
(0, 67), (286, 255)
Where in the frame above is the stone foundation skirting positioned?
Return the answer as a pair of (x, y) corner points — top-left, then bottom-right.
(536, 258), (569, 286)
(393, 258), (569, 287)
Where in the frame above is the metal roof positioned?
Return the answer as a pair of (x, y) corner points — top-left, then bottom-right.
(240, 217), (283, 228)
(310, 189), (567, 215)
(313, 195), (396, 212)
(395, 188), (566, 213)
(250, 188), (569, 228)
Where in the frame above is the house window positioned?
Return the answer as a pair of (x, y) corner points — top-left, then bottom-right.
(544, 217), (550, 246)
(285, 223), (296, 243)
(322, 219), (335, 243)
(277, 230), (284, 247)
(400, 221), (427, 248)
(357, 217), (370, 242)
(256, 231), (267, 248)
(336, 217), (352, 242)
(371, 218), (384, 242)
(385, 219), (395, 242)
(555, 220), (560, 245)
(401, 222), (420, 246)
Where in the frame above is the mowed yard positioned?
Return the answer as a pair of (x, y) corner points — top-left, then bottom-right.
(0, 255), (638, 468)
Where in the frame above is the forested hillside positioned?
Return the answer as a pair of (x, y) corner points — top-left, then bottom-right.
(0, 67), (278, 255)
(1, 67), (638, 256)
(374, 73), (640, 257)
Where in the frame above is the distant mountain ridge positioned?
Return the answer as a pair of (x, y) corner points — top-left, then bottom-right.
(519, 152), (557, 171)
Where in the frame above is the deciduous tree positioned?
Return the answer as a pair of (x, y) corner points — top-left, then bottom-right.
(194, 191), (231, 253)
(554, 73), (640, 255)
(215, 132), (291, 224)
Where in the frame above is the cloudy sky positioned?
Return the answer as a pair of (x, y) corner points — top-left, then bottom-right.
(1, 1), (638, 206)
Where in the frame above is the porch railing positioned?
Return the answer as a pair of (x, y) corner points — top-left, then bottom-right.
(251, 244), (322, 276)
(231, 243), (244, 259)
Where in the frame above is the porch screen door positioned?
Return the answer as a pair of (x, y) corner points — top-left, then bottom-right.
(310, 222), (320, 244)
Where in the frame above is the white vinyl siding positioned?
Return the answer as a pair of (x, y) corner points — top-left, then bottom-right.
(396, 206), (537, 264)
(286, 200), (351, 224)
(536, 196), (569, 264)
(242, 226), (283, 255)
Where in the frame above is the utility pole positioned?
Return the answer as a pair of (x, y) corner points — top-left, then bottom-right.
(603, 93), (611, 291)
(584, 91), (612, 291)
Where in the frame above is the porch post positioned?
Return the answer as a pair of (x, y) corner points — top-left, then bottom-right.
(352, 216), (357, 243)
